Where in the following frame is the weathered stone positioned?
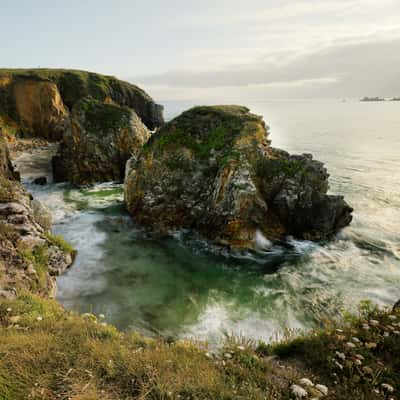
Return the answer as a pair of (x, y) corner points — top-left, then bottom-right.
(125, 105), (352, 249)
(53, 98), (151, 185)
(31, 199), (52, 231)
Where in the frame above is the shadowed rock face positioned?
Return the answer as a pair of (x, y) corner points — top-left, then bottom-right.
(0, 135), (74, 297)
(53, 98), (151, 185)
(124, 105), (353, 249)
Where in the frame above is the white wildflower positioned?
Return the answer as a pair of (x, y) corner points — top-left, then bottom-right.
(299, 378), (314, 387)
(99, 314), (105, 319)
(237, 345), (245, 351)
(290, 384), (308, 399)
(315, 384), (328, 396)
(369, 320), (379, 326)
(346, 342), (356, 349)
(6, 308), (12, 312)
(352, 337), (360, 343)
(381, 383), (394, 393)
(336, 351), (346, 360)
(36, 316), (42, 321)
(224, 353), (232, 359)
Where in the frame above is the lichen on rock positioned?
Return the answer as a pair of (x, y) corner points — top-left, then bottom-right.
(0, 135), (74, 297)
(53, 97), (151, 185)
(124, 105), (353, 249)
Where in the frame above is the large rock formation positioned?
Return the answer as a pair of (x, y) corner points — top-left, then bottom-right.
(53, 98), (151, 185)
(0, 134), (74, 298)
(124, 106), (353, 249)
(0, 69), (164, 137)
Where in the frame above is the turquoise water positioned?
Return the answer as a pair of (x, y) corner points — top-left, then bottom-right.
(20, 99), (400, 344)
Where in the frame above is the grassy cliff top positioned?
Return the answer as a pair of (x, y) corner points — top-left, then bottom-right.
(0, 293), (399, 399)
(0, 68), (150, 107)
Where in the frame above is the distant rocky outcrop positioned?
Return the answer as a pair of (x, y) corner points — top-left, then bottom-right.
(53, 98), (151, 185)
(124, 106), (353, 249)
(0, 134), (74, 298)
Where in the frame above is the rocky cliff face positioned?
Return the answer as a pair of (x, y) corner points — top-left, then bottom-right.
(0, 134), (74, 298)
(0, 69), (164, 136)
(53, 98), (151, 185)
(124, 106), (353, 249)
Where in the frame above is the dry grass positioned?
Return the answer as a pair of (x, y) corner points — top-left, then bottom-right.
(0, 294), (399, 400)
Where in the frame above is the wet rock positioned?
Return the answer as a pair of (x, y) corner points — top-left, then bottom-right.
(32, 176), (47, 185)
(125, 105), (353, 249)
(53, 98), (151, 185)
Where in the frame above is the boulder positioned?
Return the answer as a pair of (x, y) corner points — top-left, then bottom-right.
(124, 105), (353, 249)
(53, 98), (151, 185)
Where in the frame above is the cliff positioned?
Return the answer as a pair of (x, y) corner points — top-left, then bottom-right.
(0, 134), (74, 298)
(0, 69), (164, 140)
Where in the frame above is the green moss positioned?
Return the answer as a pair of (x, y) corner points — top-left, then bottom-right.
(44, 232), (75, 255)
(153, 125), (231, 160)
(257, 157), (305, 179)
(19, 245), (49, 290)
(78, 98), (131, 132)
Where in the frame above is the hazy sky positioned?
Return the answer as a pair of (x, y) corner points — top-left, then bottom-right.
(2, 0), (400, 101)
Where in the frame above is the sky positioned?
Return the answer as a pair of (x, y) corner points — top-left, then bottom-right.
(2, 0), (400, 102)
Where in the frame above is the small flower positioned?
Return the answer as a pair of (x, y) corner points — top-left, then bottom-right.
(355, 354), (365, 360)
(346, 342), (356, 349)
(99, 314), (105, 319)
(237, 345), (245, 351)
(365, 342), (377, 349)
(381, 383), (394, 393)
(336, 351), (346, 360)
(351, 337), (360, 343)
(384, 331), (390, 337)
(388, 315), (397, 320)
(224, 353), (232, 359)
(369, 320), (379, 326)
(36, 316), (42, 321)
(299, 378), (314, 387)
(362, 324), (370, 331)
(290, 384), (308, 399)
(6, 308), (12, 313)
(355, 359), (362, 366)
(315, 384), (328, 396)
(334, 361), (344, 370)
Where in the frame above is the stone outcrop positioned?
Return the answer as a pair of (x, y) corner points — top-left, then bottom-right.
(52, 98), (151, 185)
(12, 79), (69, 140)
(0, 69), (164, 137)
(124, 105), (353, 249)
(0, 135), (74, 298)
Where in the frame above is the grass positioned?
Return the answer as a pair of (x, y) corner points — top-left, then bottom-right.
(78, 98), (131, 132)
(0, 176), (16, 202)
(0, 293), (399, 400)
(18, 245), (49, 290)
(45, 232), (76, 255)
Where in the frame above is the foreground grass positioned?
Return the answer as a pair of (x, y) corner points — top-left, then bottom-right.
(0, 294), (399, 400)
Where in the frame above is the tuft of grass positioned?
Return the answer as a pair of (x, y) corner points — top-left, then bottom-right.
(45, 232), (76, 255)
(0, 176), (16, 202)
(18, 244), (49, 290)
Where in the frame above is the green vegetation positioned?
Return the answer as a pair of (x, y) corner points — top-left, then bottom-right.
(0, 176), (16, 202)
(19, 245), (49, 290)
(0, 68), (149, 110)
(151, 125), (232, 160)
(0, 293), (398, 399)
(45, 232), (76, 256)
(257, 157), (305, 179)
(78, 98), (131, 132)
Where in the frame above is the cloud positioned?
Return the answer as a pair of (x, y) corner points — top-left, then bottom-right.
(133, 36), (400, 100)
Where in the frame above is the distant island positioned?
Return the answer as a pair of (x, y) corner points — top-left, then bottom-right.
(360, 96), (400, 102)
